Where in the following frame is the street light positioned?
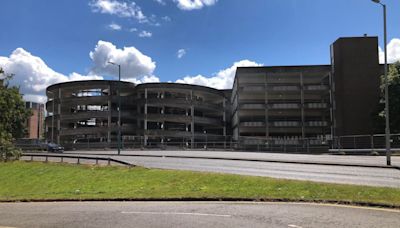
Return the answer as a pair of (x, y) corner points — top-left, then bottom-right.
(371, 0), (391, 165)
(108, 61), (122, 155)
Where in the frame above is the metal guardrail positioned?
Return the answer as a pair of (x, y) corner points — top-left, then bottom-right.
(21, 153), (134, 167)
(16, 134), (400, 155)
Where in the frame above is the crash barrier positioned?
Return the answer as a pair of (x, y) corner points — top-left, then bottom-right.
(21, 153), (134, 167)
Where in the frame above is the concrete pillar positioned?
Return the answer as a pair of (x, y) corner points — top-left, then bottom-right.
(223, 98), (226, 136)
(161, 105), (165, 144)
(107, 84), (112, 143)
(300, 73), (305, 139)
(236, 77), (241, 143)
(264, 73), (269, 139)
(144, 88), (148, 146)
(191, 90), (195, 148)
(56, 88), (61, 144)
(328, 72), (335, 140)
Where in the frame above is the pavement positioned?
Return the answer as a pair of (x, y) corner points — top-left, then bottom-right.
(0, 202), (398, 228)
(22, 152), (400, 188)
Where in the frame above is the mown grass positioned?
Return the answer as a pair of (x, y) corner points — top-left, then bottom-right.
(1, 161), (399, 206)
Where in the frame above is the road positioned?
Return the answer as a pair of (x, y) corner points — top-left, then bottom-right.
(114, 156), (400, 188)
(63, 150), (400, 187)
(67, 150), (400, 167)
(0, 202), (398, 228)
(23, 153), (400, 188)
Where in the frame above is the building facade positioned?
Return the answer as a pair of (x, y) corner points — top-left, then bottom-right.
(232, 65), (332, 145)
(45, 36), (381, 150)
(46, 81), (229, 149)
(25, 101), (45, 139)
(46, 80), (136, 147)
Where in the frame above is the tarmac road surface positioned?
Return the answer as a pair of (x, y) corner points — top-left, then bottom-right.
(116, 156), (400, 188)
(68, 150), (400, 167)
(0, 202), (398, 228)
(22, 152), (400, 188)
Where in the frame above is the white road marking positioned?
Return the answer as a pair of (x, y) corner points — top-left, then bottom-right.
(121, 211), (232, 217)
(288, 225), (303, 228)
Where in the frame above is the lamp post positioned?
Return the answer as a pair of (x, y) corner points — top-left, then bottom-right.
(371, 0), (391, 165)
(108, 61), (122, 155)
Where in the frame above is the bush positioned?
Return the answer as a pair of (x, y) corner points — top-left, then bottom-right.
(0, 133), (21, 162)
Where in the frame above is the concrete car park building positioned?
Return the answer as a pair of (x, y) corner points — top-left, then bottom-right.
(46, 80), (136, 148)
(232, 36), (381, 149)
(45, 36), (382, 150)
(46, 81), (230, 149)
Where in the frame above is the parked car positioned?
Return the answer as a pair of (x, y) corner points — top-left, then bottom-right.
(14, 138), (48, 151)
(47, 143), (64, 153)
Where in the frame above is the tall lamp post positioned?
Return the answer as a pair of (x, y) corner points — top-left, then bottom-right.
(371, 0), (391, 165)
(108, 61), (122, 155)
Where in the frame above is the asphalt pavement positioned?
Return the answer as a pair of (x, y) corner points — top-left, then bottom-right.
(0, 202), (398, 228)
(60, 150), (400, 188)
(66, 150), (400, 167)
(113, 156), (400, 188)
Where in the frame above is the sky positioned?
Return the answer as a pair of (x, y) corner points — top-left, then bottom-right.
(0, 0), (400, 103)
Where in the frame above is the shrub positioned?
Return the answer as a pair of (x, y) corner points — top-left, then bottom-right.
(0, 133), (21, 162)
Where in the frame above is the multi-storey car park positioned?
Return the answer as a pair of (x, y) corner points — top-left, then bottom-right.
(46, 80), (136, 148)
(46, 81), (230, 149)
(133, 83), (229, 148)
(232, 65), (332, 148)
(45, 36), (382, 151)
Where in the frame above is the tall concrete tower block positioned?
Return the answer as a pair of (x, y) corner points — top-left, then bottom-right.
(330, 37), (381, 136)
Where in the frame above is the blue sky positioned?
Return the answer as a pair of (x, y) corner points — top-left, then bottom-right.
(1, 0), (400, 102)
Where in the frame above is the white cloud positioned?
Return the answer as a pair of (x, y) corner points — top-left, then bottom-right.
(126, 75), (160, 84)
(89, 40), (156, 82)
(177, 49), (186, 59)
(379, 38), (400, 64)
(162, 16), (171, 22)
(176, 60), (263, 89)
(128, 28), (138, 32)
(0, 48), (102, 103)
(138, 30), (152, 38)
(0, 40), (157, 103)
(89, 0), (147, 23)
(154, 0), (166, 6)
(173, 0), (218, 10)
(68, 72), (103, 81)
(108, 22), (122, 30)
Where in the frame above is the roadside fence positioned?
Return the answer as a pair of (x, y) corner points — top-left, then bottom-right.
(14, 134), (400, 154)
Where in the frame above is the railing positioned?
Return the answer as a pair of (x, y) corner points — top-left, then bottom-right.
(16, 134), (400, 155)
(332, 134), (400, 153)
(21, 153), (134, 167)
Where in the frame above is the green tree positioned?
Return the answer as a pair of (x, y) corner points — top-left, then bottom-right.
(0, 68), (31, 161)
(373, 62), (400, 134)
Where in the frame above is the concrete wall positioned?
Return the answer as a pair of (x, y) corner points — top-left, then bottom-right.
(331, 37), (381, 136)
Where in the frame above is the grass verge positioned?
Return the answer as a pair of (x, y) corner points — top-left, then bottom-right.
(1, 161), (399, 207)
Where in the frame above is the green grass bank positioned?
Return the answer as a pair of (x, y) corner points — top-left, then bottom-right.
(1, 161), (399, 207)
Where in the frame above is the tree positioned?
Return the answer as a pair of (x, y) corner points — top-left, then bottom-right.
(373, 62), (400, 134)
(0, 68), (31, 161)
